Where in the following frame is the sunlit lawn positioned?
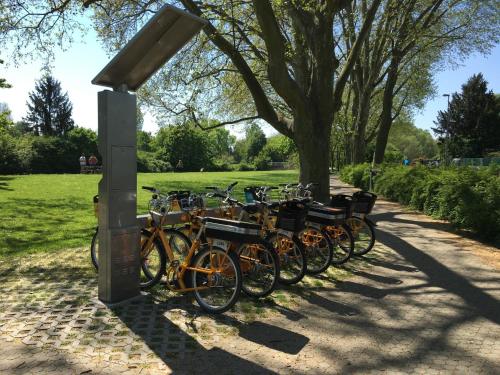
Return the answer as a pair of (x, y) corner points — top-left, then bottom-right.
(0, 171), (298, 258)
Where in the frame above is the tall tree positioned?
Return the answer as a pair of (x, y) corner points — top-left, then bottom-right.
(23, 75), (74, 136)
(153, 124), (213, 171)
(433, 73), (500, 158)
(95, 0), (382, 200)
(372, 0), (499, 164)
(245, 124), (267, 162)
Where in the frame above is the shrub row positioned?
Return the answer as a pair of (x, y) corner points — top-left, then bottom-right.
(0, 130), (99, 174)
(340, 163), (500, 244)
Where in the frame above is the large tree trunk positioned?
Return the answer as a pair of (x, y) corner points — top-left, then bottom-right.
(373, 56), (400, 164)
(295, 118), (331, 203)
(352, 90), (371, 163)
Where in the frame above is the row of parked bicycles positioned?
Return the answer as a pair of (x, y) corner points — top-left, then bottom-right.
(90, 182), (377, 313)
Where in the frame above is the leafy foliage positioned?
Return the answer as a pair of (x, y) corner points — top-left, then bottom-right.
(245, 124), (267, 162)
(154, 124), (213, 171)
(0, 59), (11, 88)
(0, 126), (98, 174)
(341, 163), (500, 243)
(388, 119), (438, 160)
(262, 135), (297, 162)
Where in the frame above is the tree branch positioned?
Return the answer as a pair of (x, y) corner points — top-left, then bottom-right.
(180, 0), (293, 138)
(333, 0), (382, 111)
(251, 0), (306, 115)
(191, 113), (260, 131)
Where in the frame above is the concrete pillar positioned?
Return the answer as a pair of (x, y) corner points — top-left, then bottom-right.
(97, 90), (140, 303)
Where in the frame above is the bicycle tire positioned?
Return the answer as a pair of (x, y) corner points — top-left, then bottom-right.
(140, 229), (167, 289)
(191, 246), (242, 314)
(266, 232), (307, 285)
(347, 217), (376, 256)
(238, 240), (280, 298)
(90, 227), (165, 289)
(328, 223), (354, 265)
(163, 227), (192, 258)
(90, 227), (99, 270)
(300, 226), (333, 275)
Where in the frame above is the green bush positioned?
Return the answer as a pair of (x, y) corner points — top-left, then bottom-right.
(340, 164), (500, 243)
(137, 150), (172, 172)
(254, 153), (271, 170)
(207, 159), (231, 172)
(231, 162), (256, 171)
(0, 132), (22, 174)
(339, 163), (371, 191)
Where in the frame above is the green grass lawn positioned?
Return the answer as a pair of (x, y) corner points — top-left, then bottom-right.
(0, 171), (298, 258)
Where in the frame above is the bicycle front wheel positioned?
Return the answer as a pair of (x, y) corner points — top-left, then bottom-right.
(191, 246), (242, 313)
(237, 241), (280, 298)
(163, 228), (192, 262)
(91, 228), (166, 289)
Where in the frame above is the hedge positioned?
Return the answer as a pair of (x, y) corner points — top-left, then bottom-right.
(340, 163), (500, 244)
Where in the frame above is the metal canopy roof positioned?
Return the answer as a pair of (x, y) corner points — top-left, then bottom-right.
(92, 5), (206, 91)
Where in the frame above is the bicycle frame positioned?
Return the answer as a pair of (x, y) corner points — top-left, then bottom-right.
(141, 212), (232, 293)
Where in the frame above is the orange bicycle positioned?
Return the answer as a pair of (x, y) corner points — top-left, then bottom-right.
(214, 186), (308, 285)
(176, 184), (280, 298)
(140, 186), (244, 313)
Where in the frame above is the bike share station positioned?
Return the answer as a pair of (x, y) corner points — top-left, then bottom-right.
(92, 5), (206, 304)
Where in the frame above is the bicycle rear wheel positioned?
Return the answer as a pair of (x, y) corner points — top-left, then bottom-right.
(139, 229), (167, 289)
(326, 224), (354, 265)
(266, 233), (306, 285)
(237, 241), (280, 298)
(346, 217), (375, 256)
(90, 227), (99, 270)
(191, 246), (242, 313)
(300, 226), (333, 275)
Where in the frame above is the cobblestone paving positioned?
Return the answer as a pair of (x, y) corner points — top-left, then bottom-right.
(1, 176), (499, 374)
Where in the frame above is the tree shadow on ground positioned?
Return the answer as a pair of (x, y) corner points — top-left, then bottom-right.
(0, 197), (95, 256)
(372, 210), (500, 249)
(110, 294), (279, 374)
(208, 313), (309, 355)
(332, 227), (500, 374)
(376, 229), (500, 324)
(0, 182), (13, 191)
(0, 176), (14, 190)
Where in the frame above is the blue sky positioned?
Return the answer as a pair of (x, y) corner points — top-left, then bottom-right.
(1, 26), (498, 138)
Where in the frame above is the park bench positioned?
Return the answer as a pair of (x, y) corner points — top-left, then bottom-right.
(80, 165), (102, 174)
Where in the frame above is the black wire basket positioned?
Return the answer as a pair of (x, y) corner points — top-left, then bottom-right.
(351, 191), (377, 214)
(276, 200), (308, 232)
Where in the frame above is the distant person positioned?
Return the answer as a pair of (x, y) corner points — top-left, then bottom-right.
(88, 154), (98, 166)
(79, 154), (87, 167)
(176, 159), (183, 172)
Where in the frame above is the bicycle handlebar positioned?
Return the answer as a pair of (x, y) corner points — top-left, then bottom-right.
(227, 181), (238, 190)
(142, 186), (156, 192)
